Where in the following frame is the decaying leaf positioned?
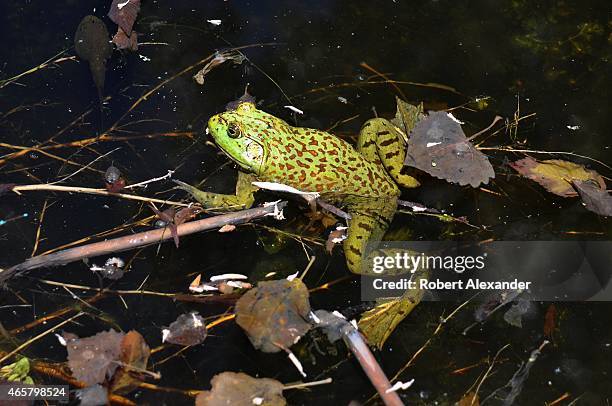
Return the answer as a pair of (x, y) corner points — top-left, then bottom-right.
(358, 287), (424, 350)
(112, 28), (138, 51)
(195, 372), (286, 406)
(572, 180), (612, 216)
(65, 330), (123, 385)
(390, 97), (425, 138)
(109, 330), (151, 394)
(193, 51), (246, 85)
(404, 111), (495, 187)
(235, 279), (312, 353)
(74, 15), (112, 101)
(162, 312), (208, 346)
(509, 157), (605, 197)
(108, 0), (141, 34)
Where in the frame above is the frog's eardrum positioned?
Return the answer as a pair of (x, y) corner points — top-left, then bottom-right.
(404, 111), (495, 187)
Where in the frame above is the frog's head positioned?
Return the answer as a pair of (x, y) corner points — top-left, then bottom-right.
(207, 102), (282, 175)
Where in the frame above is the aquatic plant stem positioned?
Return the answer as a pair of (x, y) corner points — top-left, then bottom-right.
(0, 202), (287, 283)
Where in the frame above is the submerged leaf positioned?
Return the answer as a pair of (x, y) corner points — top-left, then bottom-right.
(108, 0), (141, 35)
(573, 180), (612, 216)
(112, 28), (138, 51)
(195, 372), (286, 406)
(390, 97), (425, 137)
(404, 111), (495, 187)
(510, 157), (605, 197)
(162, 312), (208, 346)
(110, 330), (151, 394)
(235, 279), (312, 353)
(358, 287), (423, 350)
(65, 330), (123, 385)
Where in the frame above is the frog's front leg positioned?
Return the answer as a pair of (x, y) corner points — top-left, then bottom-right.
(175, 171), (258, 211)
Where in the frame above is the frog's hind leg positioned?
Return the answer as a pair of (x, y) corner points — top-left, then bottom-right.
(343, 212), (388, 274)
(358, 119), (419, 188)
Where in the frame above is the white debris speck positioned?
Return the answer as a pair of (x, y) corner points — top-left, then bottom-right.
(350, 319), (358, 329)
(139, 54), (151, 62)
(105, 257), (125, 268)
(337, 96), (348, 104)
(331, 236), (347, 243)
(566, 125), (580, 130)
(310, 312), (321, 324)
(332, 311), (346, 319)
(253, 182), (319, 198)
(210, 273), (248, 282)
(284, 105), (304, 115)
(205, 127), (210, 135)
(264, 272), (277, 278)
(386, 379), (415, 393)
(446, 112), (464, 124)
(426, 142), (442, 148)
(263, 200), (286, 220)
(161, 329), (170, 343)
(287, 351), (307, 377)
(412, 206), (427, 212)
(252, 397), (264, 405)
(207, 19), (222, 26)
(55, 333), (67, 346)
(286, 271), (299, 281)
(117, 0), (131, 10)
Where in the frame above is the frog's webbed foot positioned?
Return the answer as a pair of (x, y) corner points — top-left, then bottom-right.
(174, 172), (258, 211)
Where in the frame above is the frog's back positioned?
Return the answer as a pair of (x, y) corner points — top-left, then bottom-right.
(260, 126), (399, 199)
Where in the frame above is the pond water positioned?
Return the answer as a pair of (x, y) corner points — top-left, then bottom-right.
(1, 1), (611, 405)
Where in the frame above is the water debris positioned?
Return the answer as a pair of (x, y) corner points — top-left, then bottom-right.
(195, 372), (286, 406)
(218, 224), (236, 232)
(112, 28), (138, 51)
(206, 19), (222, 26)
(193, 50), (246, 85)
(510, 157), (605, 197)
(104, 164), (126, 192)
(283, 105), (304, 115)
(235, 279), (312, 353)
(74, 15), (112, 101)
(572, 180), (612, 216)
(162, 312), (208, 346)
(64, 330), (123, 385)
(108, 0), (141, 35)
(89, 256), (126, 280)
(404, 111), (495, 187)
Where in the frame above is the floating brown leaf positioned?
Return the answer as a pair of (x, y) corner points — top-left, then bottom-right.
(109, 330), (150, 394)
(573, 180), (612, 216)
(74, 15), (112, 101)
(404, 111), (495, 187)
(65, 329), (123, 385)
(162, 312), (208, 346)
(235, 279), (312, 353)
(195, 372), (286, 406)
(510, 157), (605, 197)
(108, 0), (141, 35)
(112, 28), (138, 51)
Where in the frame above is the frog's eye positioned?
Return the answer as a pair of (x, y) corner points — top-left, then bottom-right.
(227, 123), (242, 139)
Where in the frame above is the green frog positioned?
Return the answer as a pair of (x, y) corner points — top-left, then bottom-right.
(177, 101), (419, 274)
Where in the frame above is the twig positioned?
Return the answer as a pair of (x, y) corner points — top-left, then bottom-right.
(50, 147), (121, 185)
(0, 202), (287, 283)
(30, 199), (50, 257)
(11, 184), (192, 207)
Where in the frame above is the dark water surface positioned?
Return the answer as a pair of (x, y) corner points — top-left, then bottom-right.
(1, 1), (611, 405)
